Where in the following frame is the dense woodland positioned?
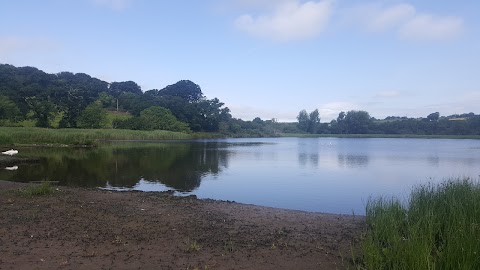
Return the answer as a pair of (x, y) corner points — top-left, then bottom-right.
(1, 64), (479, 136)
(0, 64), (270, 135)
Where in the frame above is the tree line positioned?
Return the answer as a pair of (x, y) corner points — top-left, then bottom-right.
(296, 109), (480, 136)
(0, 64), (303, 136)
(1, 64), (479, 136)
(0, 64), (234, 133)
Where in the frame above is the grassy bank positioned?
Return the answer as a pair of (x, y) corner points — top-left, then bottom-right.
(359, 178), (480, 269)
(0, 127), (195, 146)
(2, 127), (479, 147)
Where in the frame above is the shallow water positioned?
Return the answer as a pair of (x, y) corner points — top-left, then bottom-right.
(2, 137), (480, 214)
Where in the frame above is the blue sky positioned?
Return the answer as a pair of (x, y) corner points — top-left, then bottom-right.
(1, 0), (479, 122)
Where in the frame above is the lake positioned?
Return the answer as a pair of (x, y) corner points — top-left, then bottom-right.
(2, 138), (480, 214)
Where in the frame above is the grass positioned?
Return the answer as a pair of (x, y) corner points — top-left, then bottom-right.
(0, 127), (194, 146)
(2, 127), (478, 147)
(358, 178), (480, 270)
(185, 237), (201, 252)
(18, 182), (55, 197)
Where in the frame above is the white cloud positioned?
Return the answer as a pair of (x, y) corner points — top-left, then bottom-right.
(346, 3), (414, 32)
(399, 14), (464, 41)
(235, 0), (334, 42)
(345, 3), (464, 41)
(369, 4), (415, 32)
(91, 0), (132, 11)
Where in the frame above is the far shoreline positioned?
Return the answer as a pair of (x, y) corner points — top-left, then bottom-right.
(1, 126), (479, 149)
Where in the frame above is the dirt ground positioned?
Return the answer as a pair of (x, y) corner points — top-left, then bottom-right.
(0, 181), (365, 270)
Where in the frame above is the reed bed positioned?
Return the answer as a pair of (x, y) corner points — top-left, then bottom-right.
(0, 127), (193, 146)
(360, 178), (480, 270)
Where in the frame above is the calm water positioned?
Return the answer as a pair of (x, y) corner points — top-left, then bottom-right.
(2, 138), (480, 214)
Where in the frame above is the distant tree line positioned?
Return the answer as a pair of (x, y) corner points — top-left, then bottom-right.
(296, 109), (480, 136)
(1, 64), (479, 136)
(0, 64), (302, 136)
(0, 64), (232, 133)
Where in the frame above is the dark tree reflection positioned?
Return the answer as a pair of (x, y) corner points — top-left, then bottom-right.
(337, 154), (369, 168)
(1, 142), (231, 192)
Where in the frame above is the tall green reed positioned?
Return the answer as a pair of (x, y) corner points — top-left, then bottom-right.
(0, 127), (193, 146)
(361, 178), (480, 270)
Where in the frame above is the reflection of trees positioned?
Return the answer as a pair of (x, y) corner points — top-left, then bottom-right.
(298, 139), (319, 168)
(107, 142), (230, 191)
(298, 153), (319, 168)
(0, 148), (109, 187)
(2, 142), (231, 192)
(337, 154), (369, 168)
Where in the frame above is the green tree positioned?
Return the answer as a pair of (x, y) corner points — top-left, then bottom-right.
(55, 72), (109, 127)
(98, 92), (115, 109)
(77, 102), (108, 129)
(57, 86), (88, 128)
(109, 81), (142, 97)
(338, 111), (347, 134)
(195, 98), (231, 132)
(159, 80), (204, 103)
(0, 95), (21, 123)
(26, 98), (57, 128)
(309, 109), (321, 133)
(297, 109), (321, 133)
(344, 110), (372, 134)
(139, 106), (190, 132)
(427, 112), (440, 122)
(297, 109), (309, 132)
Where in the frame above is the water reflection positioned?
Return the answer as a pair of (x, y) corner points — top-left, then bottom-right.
(1, 138), (480, 215)
(298, 139), (319, 168)
(0, 142), (231, 192)
(337, 154), (369, 168)
(4, 165), (18, 171)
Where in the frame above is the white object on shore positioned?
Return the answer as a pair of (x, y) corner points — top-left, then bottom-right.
(5, 166), (18, 171)
(1, 149), (18, 156)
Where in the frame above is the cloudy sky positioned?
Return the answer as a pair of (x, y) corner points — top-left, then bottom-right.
(1, 0), (479, 121)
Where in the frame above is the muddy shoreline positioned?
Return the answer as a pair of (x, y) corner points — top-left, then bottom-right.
(0, 181), (365, 270)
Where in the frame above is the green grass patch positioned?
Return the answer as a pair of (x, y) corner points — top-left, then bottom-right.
(359, 178), (480, 270)
(0, 127), (194, 146)
(18, 182), (55, 197)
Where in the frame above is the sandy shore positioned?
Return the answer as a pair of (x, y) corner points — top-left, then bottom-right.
(0, 181), (365, 270)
